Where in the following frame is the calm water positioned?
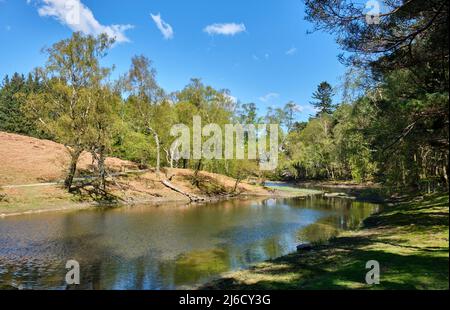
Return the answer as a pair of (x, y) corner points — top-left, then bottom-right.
(0, 196), (378, 290)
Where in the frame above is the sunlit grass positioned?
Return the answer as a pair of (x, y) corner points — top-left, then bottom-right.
(204, 193), (449, 290)
(265, 185), (323, 196)
(0, 185), (86, 216)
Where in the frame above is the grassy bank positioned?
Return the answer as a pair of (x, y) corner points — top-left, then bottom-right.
(203, 192), (449, 290)
(264, 183), (324, 196)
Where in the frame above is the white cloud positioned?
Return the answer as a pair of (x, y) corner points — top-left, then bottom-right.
(259, 92), (279, 102)
(204, 23), (246, 36)
(286, 47), (297, 56)
(33, 0), (133, 43)
(150, 13), (174, 40)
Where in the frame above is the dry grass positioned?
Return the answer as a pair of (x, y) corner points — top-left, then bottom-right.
(0, 132), (277, 215)
(0, 132), (138, 186)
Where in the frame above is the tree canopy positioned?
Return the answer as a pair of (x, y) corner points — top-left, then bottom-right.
(0, 0), (448, 197)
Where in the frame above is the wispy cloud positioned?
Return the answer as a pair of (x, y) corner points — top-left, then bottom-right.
(225, 94), (237, 104)
(204, 23), (246, 36)
(150, 13), (174, 40)
(253, 53), (270, 61)
(259, 92), (279, 102)
(286, 47), (297, 56)
(32, 0), (133, 43)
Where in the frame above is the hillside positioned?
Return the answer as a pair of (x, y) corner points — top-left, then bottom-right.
(0, 132), (276, 216)
(0, 132), (138, 186)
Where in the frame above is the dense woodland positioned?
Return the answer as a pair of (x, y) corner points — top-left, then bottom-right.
(0, 0), (448, 194)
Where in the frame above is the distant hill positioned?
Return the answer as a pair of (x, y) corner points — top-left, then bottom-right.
(0, 131), (137, 186)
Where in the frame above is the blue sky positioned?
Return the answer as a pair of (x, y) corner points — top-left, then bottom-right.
(0, 0), (346, 122)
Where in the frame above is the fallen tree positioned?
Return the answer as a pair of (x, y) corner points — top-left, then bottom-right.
(161, 179), (205, 202)
(162, 179), (243, 202)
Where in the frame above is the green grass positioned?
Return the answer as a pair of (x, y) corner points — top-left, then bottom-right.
(0, 186), (88, 216)
(203, 193), (449, 290)
(265, 185), (323, 196)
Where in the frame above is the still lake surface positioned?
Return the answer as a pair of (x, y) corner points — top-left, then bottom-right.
(0, 195), (378, 289)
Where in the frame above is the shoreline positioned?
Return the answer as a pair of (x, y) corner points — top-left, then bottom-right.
(296, 180), (381, 189)
(0, 183), (323, 218)
(201, 192), (449, 290)
(1, 177), (390, 219)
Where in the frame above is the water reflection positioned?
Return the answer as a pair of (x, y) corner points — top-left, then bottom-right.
(0, 197), (378, 290)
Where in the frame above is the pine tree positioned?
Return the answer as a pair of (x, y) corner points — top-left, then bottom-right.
(310, 82), (335, 116)
(0, 72), (44, 137)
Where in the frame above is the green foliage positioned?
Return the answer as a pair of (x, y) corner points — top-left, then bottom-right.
(113, 124), (150, 165)
(285, 114), (338, 180)
(22, 32), (114, 148)
(311, 81), (335, 116)
(21, 32), (115, 190)
(1, 0), (447, 195)
(301, 0), (449, 189)
(0, 72), (47, 138)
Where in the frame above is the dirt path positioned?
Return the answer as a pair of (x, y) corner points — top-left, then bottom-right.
(2, 182), (59, 189)
(1, 169), (149, 189)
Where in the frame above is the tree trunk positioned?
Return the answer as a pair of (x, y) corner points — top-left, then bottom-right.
(443, 162), (448, 186)
(325, 166), (332, 180)
(147, 127), (160, 176)
(224, 160), (229, 175)
(163, 147), (173, 169)
(233, 175), (242, 193)
(98, 147), (106, 191)
(155, 134), (160, 174)
(195, 160), (202, 175)
(64, 148), (83, 191)
(193, 159), (203, 186)
(161, 179), (204, 202)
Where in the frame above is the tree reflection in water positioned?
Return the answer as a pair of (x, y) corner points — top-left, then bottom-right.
(0, 196), (378, 289)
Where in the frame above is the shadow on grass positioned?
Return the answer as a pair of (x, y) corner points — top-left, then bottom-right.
(202, 238), (449, 290)
(71, 180), (124, 204)
(184, 174), (230, 197)
(201, 193), (449, 290)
